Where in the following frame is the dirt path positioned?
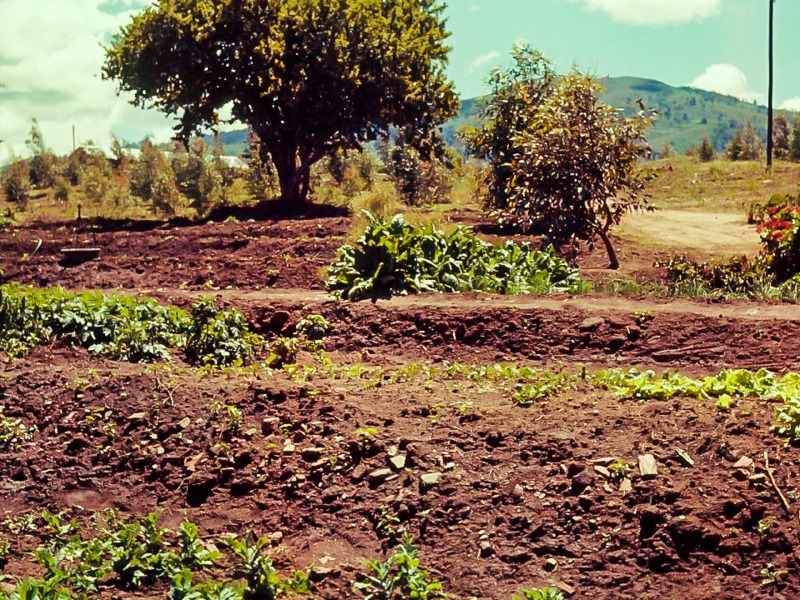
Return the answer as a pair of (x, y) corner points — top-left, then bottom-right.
(621, 210), (760, 256)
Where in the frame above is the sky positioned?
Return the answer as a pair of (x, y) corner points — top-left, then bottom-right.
(1, 0), (799, 161)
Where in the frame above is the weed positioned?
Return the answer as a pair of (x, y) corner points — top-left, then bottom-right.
(354, 533), (446, 599)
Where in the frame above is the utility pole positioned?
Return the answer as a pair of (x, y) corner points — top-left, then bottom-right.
(767, 0), (775, 169)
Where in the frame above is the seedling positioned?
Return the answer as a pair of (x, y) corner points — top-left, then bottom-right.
(761, 563), (788, 586)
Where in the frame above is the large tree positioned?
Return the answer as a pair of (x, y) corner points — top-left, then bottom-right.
(103, 0), (458, 204)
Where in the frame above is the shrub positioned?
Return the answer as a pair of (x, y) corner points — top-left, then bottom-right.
(698, 136), (715, 162)
(464, 46), (654, 269)
(2, 160), (32, 206)
(759, 200), (800, 282)
(184, 297), (259, 366)
(326, 213), (580, 300)
(726, 119), (763, 161)
(130, 140), (182, 216)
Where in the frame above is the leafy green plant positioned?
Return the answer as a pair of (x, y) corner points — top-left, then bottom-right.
(172, 569), (244, 600)
(513, 589), (565, 600)
(0, 414), (37, 448)
(511, 371), (570, 406)
(184, 297), (260, 367)
(327, 213), (580, 300)
(354, 533), (446, 599)
(224, 534), (310, 598)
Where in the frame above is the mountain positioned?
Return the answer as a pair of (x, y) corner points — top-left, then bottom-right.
(449, 76), (795, 156)
(213, 76), (794, 157)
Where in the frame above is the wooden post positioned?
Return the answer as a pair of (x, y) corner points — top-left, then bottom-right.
(767, 0), (775, 170)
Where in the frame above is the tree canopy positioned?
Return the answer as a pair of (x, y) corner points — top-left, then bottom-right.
(103, 0), (458, 204)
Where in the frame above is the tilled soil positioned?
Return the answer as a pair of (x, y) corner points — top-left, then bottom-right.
(1, 212), (800, 599)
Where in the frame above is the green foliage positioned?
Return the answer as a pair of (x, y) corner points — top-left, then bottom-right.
(171, 138), (236, 216)
(592, 367), (800, 443)
(513, 589), (565, 600)
(0, 284), (185, 360)
(697, 136), (715, 162)
(791, 116), (800, 162)
(511, 371), (571, 406)
(3, 160), (32, 206)
(326, 213), (580, 300)
(0, 512), (308, 600)
(184, 297), (259, 367)
(660, 255), (774, 297)
(26, 120), (59, 190)
(0, 285), (260, 365)
(773, 114), (792, 160)
(129, 140), (182, 216)
(103, 0), (458, 204)
(726, 119), (763, 161)
(461, 45), (556, 214)
(379, 130), (455, 206)
(224, 534), (311, 598)
(354, 533), (446, 599)
(0, 414), (37, 448)
(503, 67), (655, 268)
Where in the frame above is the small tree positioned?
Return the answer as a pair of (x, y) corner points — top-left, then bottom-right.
(727, 120), (763, 161)
(505, 70), (656, 269)
(698, 136), (715, 162)
(2, 160), (32, 207)
(460, 46), (556, 213)
(26, 120), (59, 189)
(129, 140), (181, 216)
(773, 114), (791, 160)
(791, 116), (800, 162)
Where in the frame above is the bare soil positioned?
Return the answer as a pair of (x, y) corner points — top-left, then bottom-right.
(1, 208), (799, 599)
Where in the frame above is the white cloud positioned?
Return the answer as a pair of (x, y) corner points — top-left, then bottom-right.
(0, 0), (176, 162)
(779, 97), (800, 111)
(690, 64), (764, 104)
(575, 0), (721, 26)
(470, 50), (501, 74)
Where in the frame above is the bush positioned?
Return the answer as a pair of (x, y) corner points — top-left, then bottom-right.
(184, 297), (260, 366)
(2, 160), (32, 206)
(698, 136), (715, 162)
(326, 213), (580, 300)
(130, 140), (182, 216)
(726, 119), (763, 161)
(0, 285), (188, 361)
(759, 200), (800, 282)
(464, 46), (655, 269)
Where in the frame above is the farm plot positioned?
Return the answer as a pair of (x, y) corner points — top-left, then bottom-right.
(1, 213), (800, 599)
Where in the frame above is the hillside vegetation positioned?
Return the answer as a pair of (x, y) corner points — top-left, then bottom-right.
(442, 77), (795, 156)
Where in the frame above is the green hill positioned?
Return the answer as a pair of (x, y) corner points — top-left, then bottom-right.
(448, 76), (796, 156)
(214, 76), (795, 157)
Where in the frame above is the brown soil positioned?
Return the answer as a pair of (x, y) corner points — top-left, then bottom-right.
(1, 210), (799, 599)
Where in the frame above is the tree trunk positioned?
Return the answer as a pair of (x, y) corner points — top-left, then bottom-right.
(265, 143), (310, 205)
(597, 228), (620, 270)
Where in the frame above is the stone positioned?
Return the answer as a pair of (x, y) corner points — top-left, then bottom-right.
(389, 455), (407, 471)
(544, 558), (558, 572)
(178, 416), (191, 429)
(638, 454), (658, 478)
(478, 541), (494, 558)
(619, 479), (633, 495)
(369, 468), (393, 486)
(351, 464), (368, 482)
(733, 456), (754, 470)
(301, 447), (324, 462)
(420, 472), (443, 488)
(579, 317), (605, 332)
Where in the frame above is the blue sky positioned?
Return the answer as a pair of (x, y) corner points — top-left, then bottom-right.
(1, 0), (798, 159)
